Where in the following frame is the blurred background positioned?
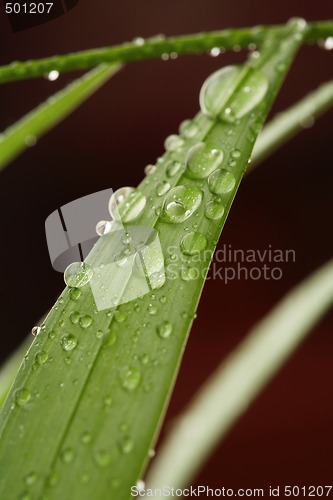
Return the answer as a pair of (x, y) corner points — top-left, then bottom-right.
(0, 0), (332, 492)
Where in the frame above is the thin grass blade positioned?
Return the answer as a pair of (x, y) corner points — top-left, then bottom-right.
(0, 64), (120, 172)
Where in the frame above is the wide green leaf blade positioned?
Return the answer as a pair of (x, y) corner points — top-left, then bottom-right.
(0, 64), (120, 172)
(0, 24), (305, 500)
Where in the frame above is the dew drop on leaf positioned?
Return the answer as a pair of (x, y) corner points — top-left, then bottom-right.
(109, 187), (146, 223)
(79, 315), (93, 329)
(207, 169), (236, 195)
(181, 232), (207, 255)
(118, 436), (134, 454)
(64, 262), (93, 288)
(95, 449), (111, 467)
(166, 160), (182, 178)
(164, 134), (184, 152)
(60, 334), (78, 352)
(31, 326), (41, 337)
(199, 65), (268, 123)
(69, 287), (81, 301)
(96, 220), (112, 236)
(15, 388), (31, 407)
(119, 366), (141, 391)
(185, 142), (224, 179)
(161, 186), (202, 224)
(179, 119), (198, 138)
(156, 180), (171, 196)
(204, 200), (225, 221)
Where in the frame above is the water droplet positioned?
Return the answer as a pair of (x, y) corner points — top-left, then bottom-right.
(133, 37), (145, 46)
(160, 295), (167, 304)
(24, 472), (37, 486)
(60, 334), (77, 352)
(15, 388), (31, 407)
(119, 366), (141, 391)
(70, 311), (81, 324)
(35, 351), (48, 365)
(204, 200), (225, 221)
(148, 304), (158, 315)
(114, 310), (127, 323)
(104, 395), (113, 407)
(47, 70), (59, 81)
(179, 119), (198, 138)
(166, 160), (182, 177)
(161, 185), (202, 223)
(96, 330), (104, 340)
(79, 315), (93, 329)
(164, 134), (184, 152)
(210, 47), (221, 57)
(31, 326), (41, 337)
(208, 169), (236, 195)
(156, 181), (171, 196)
(109, 187), (146, 223)
(95, 449), (111, 467)
(96, 220), (112, 236)
(48, 330), (57, 340)
(185, 143), (224, 179)
(81, 432), (92, 444)
(231, 148), (241, 159)
(64, 262), (93, 288)
(181, 267), (198, 281)
(181, 232), (207, 255)
(136, 480), (145, 492)
(200, 65), (268, 123)
(69, 287), (81, 301)
(144, 164), (156, 176)
(319, 37), (333, 50)
(118, 436), (134, 454)
(62, 448), (75, 463)
(157, 321), (173, 339)
(148, 449), (156, 458)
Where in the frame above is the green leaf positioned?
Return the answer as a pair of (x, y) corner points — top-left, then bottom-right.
(146, 257), (333, 489)
(2, 76), (333, 407)
(0, 25), (305, 500)
(0, 20), (332, 84)
(0, 64), (120, 172)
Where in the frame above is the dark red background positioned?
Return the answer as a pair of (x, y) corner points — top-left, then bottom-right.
(0, 0), (332, 495)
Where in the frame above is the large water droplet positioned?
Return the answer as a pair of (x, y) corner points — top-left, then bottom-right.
(208, 169), (236, 195)
(204, 200), (225, 221)
(119, 366), (141, 391)
(161, 186), (202, 223)
(64, 262), (93, 288)
(157, 321), (173, 339)
(24, 472), (37, 486)
(109, 187), (146, 223)
(15, 388), (31, 407)
(200, 65), (269, 123)
(60, 334), (78, 352)
(164, 134), (184, 151)
(185, 143), (224, 179)
(181, 232), (207, 255)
